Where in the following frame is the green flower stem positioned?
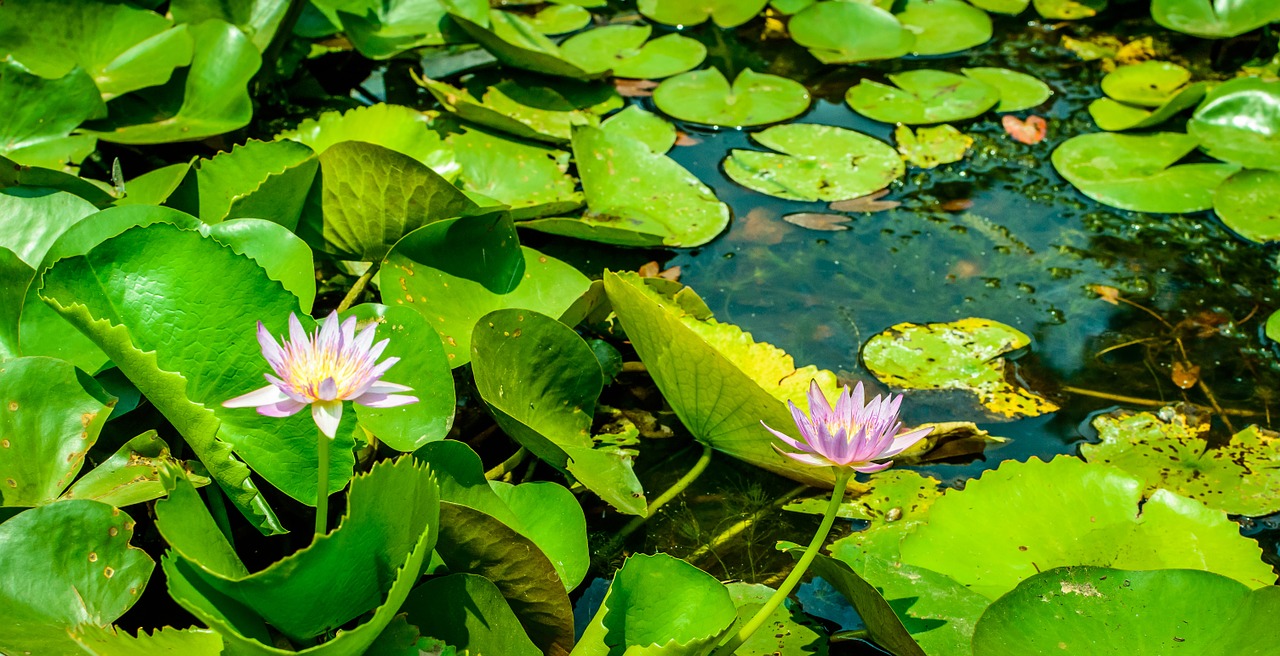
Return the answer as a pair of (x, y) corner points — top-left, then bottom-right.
(336, 263), (380, 314)
(485, 446), (528, 480)
(609, 443), (714, 552)
(315, 430), (330, 536)
(714, 467), (854, 655)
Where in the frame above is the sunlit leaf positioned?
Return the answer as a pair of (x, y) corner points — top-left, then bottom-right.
(0, 61), (103, 170)
(560, 25), (707, 79)
(1213, 169), (1280, 243)
(788, 1), (914, 64)
(846, 70), (999, 125)
(653, 68), (811, 128)
(276, 104), (459, 181)
(1188, 76), (1280, 171)
(724, 123), (903, 201)
(1151, 0), (1280, 38)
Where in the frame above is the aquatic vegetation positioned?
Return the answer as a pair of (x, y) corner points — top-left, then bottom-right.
(5, 0), (1280, 653)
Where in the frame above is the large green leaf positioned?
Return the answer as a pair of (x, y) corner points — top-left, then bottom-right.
(470, 309), (646, 516)
(73, 625), (223, 655)
(201, 219), (317, 313)
(0, 60), (103, 170)
(0, 247), (31, 359)
(789, 1), (914, 64)
(0, 500), (154, 656)
(170, 0), (290, 51)
(0, 357), (114, 506)
(1088, 62), (1206, 131)
(0, 154), (115, 207)
(419, 75), (620, 144)
(276, 104), (458, 180)
(573, 553), (738, 655)
(601, 105), (677, 154)
(0, 0), (194, 100)
(725, 582), (830, 655)
(1213, 169), (1280, 242)
(40, 222), (357, 532)
(653, 68), (811, 127)
(1187, 76), (1280, 170)
(379, 212), (591, 366)
(63, 431), (209, 507)
(1052, 131), (1240, 213)
(960, 67), (1052, 112)
(723, 123), (903, 202)
(896, 0), (992, 56)
(157, 456), (439, 642)
(331, 0), (488, 59)
(343, 304), (455, 452)
(400, 574), (541, 656)
(554, 125), (729, 247)
(1084, 408), (1280, 516)
(84, 20), (260, 145)
(450, 10), (601, 79)
(602, 272), (849, 489)
(1151, 0), (1280, 38)
(897, 456), (1277, 599)
(303, 140), (480, 261)
(637, 0), (769, 28)
(560, 25), (707, 79)
(0, 188), (99, 268)
(846, 70), (999, 125)
(800, 552), (929, 656)
(447, 124), (582, 220)
(972, 567), (1280, 655)
(191, 139), (319, 229)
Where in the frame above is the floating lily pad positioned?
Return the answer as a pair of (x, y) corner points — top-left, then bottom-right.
(960, 67), (1052, 112)
(895, 124), (973, 169)
(896, 0), (993, 56)
(601, 105), (677, 154)
(788, 1), (914, 64)
(726, 583), (830, 655)
(863, 318), (1057, 419)
(1100, 61), (1191, 107)
(723, 123), (904, 202)
(169, 0), (291, 51)
(1088, 85), (1205, 131)
(1085, 407), (1280, 516)
(1214, 169), (1280, 243)
(967, 0), (1030, 14)
(1033, 0), (1106, 19)
(560, 25), (707, 79)
(1151, 0), (1280, 38)
(400, 574), (541, 656)
(1188, 76), (1280, 171)
(0, 188), (99, 269)
(324, 0), (487, 59)
(846, 70), (999, 125)
(972, 567), (1280, 655)
(276, 104), (458, 180)
(1052, 132), (1241, 213)
(527, 4), (592, 35)
(653, 68), (810, 127)
(116, 162), (191, 207)
(556, 125), (729, 247)
(0, 61), (103, 171)
(447, 126), (582, 220)
(785, 469), (942, 523)
(637, 0), (770, 28)
(450, 10), (600, 79)
(419, 75), (621, 144)
(0, 0), (194, 100)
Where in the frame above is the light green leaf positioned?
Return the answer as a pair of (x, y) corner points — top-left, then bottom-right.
(725, 123), (903, 201)
(601, 105), (677, 154)
(896, 0), (992, 56)
(73, 625), (223, 656)
(894, 124), (973, 169)
(637, 0), (769, 28)
(1152, 0), (1280, 38)
(846, 70), (999, 125)
(788, 1), (914, 64)
(418, 75), (620, 144)
(653, 68), (811, 128)
(63, 431), (209, 508)
(202, 218), (317, 313)
(0, 61), (104, 170)
(192, 139), (319, 229)
(446, 124), (582, 220)
(560, 25), (707, 79)
(1188, 76), (1280, 171)
(960, 67), (1052, 112)
(527, 4), (592, 35)
(276, 104), (459, 180)
(0, 188), (99, 268)
(1033, 0), (1106, 19)
(328, 0), (487, 59)
(1214, 169), (1280, 243)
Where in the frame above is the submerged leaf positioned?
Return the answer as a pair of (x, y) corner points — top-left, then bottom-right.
(784, 213), (850, 231)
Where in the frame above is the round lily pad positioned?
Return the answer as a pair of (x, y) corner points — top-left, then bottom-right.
(526, 4), (592, 35)
(960, 67), (1052, 112)
(1087, 84), (1205, 132)
(560, 25), (707, 79)
(789, 1), (914, 64)
(637, 0), (770, 28)
(1033, 0), (1106, 19)
(1052, 132), (1241, 213)
(967, 0), (1030, 13)
(1152, 0), (1280, 38)
(896, 0), (993, 56)
(863, 318), (1057, 419)
(1100, 61), (1191, 107)
(1214, 169), (1280, 243)
(275, 104), (458, 180)
(653, 68), (810, 128)
(1187, 76), (1280, 171)
(845, 70), (1000, 125)
(722, 123), (904, 202)
(894, 124), (973, 169)
(601, 105), (677, 154)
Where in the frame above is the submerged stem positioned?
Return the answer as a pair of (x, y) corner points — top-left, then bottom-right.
(714, 468), (853, 655)
(610, 443), (714, 551)
(485, 447), (528, 480)
(315, 431), (330, 536)
(336, 264), (380, 314)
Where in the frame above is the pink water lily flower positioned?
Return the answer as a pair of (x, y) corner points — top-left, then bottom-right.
(764, 380), (932, 473)
(224, 312), (417, 438)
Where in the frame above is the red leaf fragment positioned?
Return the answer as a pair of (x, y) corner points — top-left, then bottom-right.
(614, 79), (659, 97)
(1002, 115), (1047, 145)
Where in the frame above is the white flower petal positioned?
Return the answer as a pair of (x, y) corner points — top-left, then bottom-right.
(223, 384), (291, 408)
(311, 401), (343, 438)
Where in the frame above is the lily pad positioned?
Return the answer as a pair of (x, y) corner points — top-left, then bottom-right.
(554, 125), (729, 247)
(0, 248), (30, 359)
(0, 501), (155, 656)
(191, 139), (318, 228)
(1100, 61), (1192, 107)
(201, 218), (317, 313)
(967, 0), (1030, 14)
(1033, 0), (1106, 19)
(0, 188), (99, 269)
(116, 162), (191, 207)
(327, 0), (488, 59)
(972, 567), (1280, 655)
(1084, 407), (1280, 516)
(0, 60), (103, 171)
(83, 20), (260, 145)
(896, 0), (993, 56)
(450, 10), (600, 79)
(800, 551), (940, 656)
(170, 0), (291, 51)
(379, 212), (591, 366)
(863, 318), (1058, 419)
(898, 456), (1277, 599)
(72, 625), (223, 655)
(560, 25), (707, 79)
(0, 357), (114, 507)
(653, 68), (811, 128)
(895, 124), (973, 169)
(1151, 0), (1280, 38)
(399, 574), (541, 656)
(471, 309), (646, 516)
(725, 582), (830, 655)
(527, 4), (592, 35)
(785, 469), (942, 523)
(0, 0), (194, 100)
(276, 104), (458, 180)
(1088, 86), (1205, 131)
(1052, 132), (1241, 213)
(418, 75), (621, 144)
(960, 67), (1052, 112)
(446, 125), (582, 220)
(788, 1), (914, 64)
(601, 105), (677, 154)
(723, 123), (904, 202)
(1187, 76), (1280, 171)
(637, 0), (770, 28)
(846, 70), (1000, 125)
(62, 431), (208, 508)
(575, 553), (739, 654)
(1213, 169), (1280, 243)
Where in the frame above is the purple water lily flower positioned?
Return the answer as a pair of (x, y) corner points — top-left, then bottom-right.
(223, 312), (417, 438)
(764, 380), (932, 473)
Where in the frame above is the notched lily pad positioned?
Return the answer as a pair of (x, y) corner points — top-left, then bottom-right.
(276, 103), (458, 180)
(896, 0), (993, 56)
(1088, 61), (1205, 131)
(418, 75), (621, 144)
(862, 318), (1058, 419)
(637, 0), (770, 28)
(1213, 169), (1280, 243)
(723, 123), (903, 202)
(895, 124), (973, 169)
(846, 70), (999, 125)
(960, 67), (1052, 112)
(1188, 76), (1280, 171)
(653, 68), (811, 128)
(785, 469), (942, 524)
(560, 25), (707, 79)
(447, 125), (582, 220)
(789, 1), (914, 64)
